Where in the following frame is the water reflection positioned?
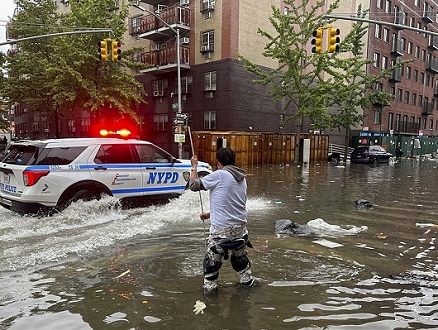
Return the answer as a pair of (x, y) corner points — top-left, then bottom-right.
(2, 159), (438, 329)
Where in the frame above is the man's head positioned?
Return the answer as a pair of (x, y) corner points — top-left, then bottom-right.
(216, 148), (235, 167)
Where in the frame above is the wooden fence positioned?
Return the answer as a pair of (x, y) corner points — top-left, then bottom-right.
(190, 131), (329, 168)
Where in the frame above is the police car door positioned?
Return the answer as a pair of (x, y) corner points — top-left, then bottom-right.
(133, 144), (186, 197)
(91, 144), (142, 198)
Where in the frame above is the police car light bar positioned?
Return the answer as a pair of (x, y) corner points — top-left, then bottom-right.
(99, 128), (131, 138)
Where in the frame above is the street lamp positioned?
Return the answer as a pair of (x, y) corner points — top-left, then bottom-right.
(133, 1), (183, 159)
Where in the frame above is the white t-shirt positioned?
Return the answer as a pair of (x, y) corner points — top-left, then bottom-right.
(201, 169), (247, 231)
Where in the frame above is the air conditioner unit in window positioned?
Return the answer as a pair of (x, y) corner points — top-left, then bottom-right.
(200, 45), (211, 53)
(180, 0), (189, 5)
(180, 37), (190, 44)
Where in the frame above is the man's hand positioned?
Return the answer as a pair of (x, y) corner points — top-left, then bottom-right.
(190, 155), (198, 168)
(200, 212), (210, 221)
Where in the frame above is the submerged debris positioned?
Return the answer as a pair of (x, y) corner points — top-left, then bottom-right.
(193, 300), (206, 314)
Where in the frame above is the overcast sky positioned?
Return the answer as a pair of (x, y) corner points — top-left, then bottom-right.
(0, 0), (17, 53)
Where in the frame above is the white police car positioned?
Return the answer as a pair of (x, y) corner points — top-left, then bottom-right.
(0, 137), (212, 215)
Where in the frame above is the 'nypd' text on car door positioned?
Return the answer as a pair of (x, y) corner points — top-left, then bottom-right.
(134, 144), (186, 195)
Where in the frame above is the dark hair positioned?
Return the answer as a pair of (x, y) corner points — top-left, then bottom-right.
(216, 147), (235, 166)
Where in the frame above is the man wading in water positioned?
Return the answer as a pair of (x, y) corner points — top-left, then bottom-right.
(189, 147), (255, 292)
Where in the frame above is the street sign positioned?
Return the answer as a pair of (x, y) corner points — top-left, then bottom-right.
(174, 134), (185, 143)
(173, 118), (185, 125)
(176, 113), (188, 120)
(172, 103), (179, 109)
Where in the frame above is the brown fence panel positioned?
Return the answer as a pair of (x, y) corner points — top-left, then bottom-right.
(190, 131), (326, 167)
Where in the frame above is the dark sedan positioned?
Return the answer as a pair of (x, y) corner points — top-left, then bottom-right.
(350, 145), (393, 164)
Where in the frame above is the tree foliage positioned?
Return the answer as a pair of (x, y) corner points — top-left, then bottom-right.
(3, 0), (148, 134)
(239, 0), (412, 161)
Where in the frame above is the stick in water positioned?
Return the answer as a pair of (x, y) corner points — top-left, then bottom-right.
(187, 126), (207, 251)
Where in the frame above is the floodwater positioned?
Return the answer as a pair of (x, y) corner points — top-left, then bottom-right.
(2, 159), (438, 329)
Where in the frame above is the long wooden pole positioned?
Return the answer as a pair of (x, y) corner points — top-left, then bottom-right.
(187, 127), (206, 250)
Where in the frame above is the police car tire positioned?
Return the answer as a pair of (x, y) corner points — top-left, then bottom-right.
(59, 188), (104, 210)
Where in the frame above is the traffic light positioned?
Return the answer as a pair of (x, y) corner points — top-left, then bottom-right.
(112, 40), (122, 61)
(327, 27), (340, 53)
(311, 28), (323, 54)
(98, 39), (108, 61)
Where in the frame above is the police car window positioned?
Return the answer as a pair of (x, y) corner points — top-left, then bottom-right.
(94, 145), (135, 164)
(134, 145), (171, 163)
(2, 145), (38, 164)
(135, 144), (171, 163)
(35, 147), (87, 165)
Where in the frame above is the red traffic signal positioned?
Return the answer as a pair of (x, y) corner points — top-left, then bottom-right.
(112, 40), (122, 61)
(327, 28), (340, 53)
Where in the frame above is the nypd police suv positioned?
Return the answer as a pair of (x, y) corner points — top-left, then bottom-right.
(0, 137), (212, 215)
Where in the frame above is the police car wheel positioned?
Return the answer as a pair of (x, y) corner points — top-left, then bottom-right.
(60, 189), (102, 210)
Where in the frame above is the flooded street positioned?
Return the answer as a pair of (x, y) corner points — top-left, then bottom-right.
(2, 159), (438, 329)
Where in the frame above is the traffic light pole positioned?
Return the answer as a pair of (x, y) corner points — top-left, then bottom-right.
(322, 14), (438, 37)
(0, 29), (112, 46)
(133, 2), (183, 159)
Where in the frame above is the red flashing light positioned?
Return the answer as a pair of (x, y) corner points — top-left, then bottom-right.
(23, 170), (50, 186)
(99, 128), (132, 138)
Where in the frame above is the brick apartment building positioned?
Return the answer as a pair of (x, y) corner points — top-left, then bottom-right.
(9, 0), (438, 156)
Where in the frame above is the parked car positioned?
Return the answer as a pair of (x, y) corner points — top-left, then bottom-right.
(0, 136), (212, 215)
(350, 145), (393, 164)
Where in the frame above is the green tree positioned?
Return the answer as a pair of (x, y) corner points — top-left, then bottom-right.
(4, 0), (148, 137)
(239, 0), (410, 162)
(324, 6), (412, 161)
(239, 0), (340, 162)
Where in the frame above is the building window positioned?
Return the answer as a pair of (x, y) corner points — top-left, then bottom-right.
(406, 66), (411, 79)
(426, 74), (430, 87)
(403, 115), (408, 131)
(395, 113), (401, 131)
(420, 72), (425, 84)
(388, 112), (393, 130)
(390, 86), (396, 95)
(152, 79), (168, 97)
(201, 30), (214, 55)
(414, 69), (418, 82)
(153, 114), (168, 131)
(404, 91), (410, 103)
(204, 71), (216, 91)
(377, 0), (383, 9)
(204, 111), (216, 129)
(397, 88), (402, 102)
(374, 109), (381, 124)
(176, 76), (193, 94)
(419, 94), (423, 107)
(412, 93), (417, 105)
(375, 24), (382, 39)
(385, 0), (391, 13)
(423, 118), (427, 130)
(383, 28), (389, 42)
(382, 56), (388, 69)
(422, 49), (426, 61)
(415, 0), (420, 7)
(410, 17), (415, 27)
(68, 119), (76, 133)
(430, 119), (434, 130)
(373, 52), (380, 67)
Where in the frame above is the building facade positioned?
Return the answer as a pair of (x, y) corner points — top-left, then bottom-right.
(357, 0), (438, 146)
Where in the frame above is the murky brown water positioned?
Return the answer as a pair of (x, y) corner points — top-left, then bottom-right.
(2, 159), (438, 329)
